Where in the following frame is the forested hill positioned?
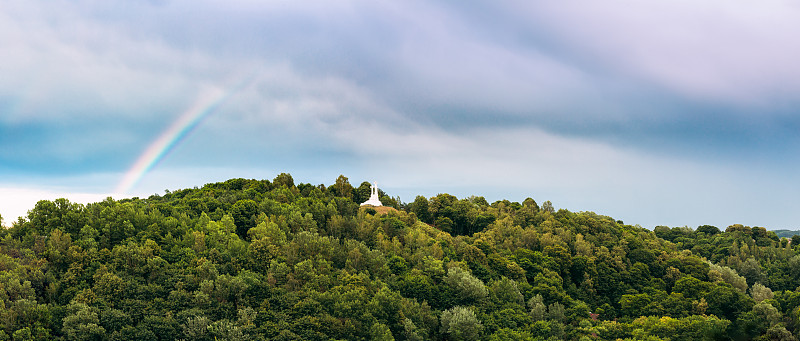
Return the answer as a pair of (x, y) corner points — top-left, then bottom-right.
(773, 230), (800, 239)
(1, 174), (798, 340)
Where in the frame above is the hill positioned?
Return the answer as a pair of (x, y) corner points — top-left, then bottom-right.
(773, 229), (800, 239)
(0, 174), (798, 340)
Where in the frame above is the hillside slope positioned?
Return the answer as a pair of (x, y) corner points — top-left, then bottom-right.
(0, 174), (796, 340)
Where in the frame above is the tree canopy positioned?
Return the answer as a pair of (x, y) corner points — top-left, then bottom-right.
(0, 174), (798, 340)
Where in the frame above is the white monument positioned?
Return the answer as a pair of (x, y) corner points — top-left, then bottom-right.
(360, 182), (383, 206)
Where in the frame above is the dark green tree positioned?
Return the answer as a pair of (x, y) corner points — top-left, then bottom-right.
(231, 200), (259, 238)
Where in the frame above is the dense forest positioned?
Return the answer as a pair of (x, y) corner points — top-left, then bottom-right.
(1, 174), (799, 340)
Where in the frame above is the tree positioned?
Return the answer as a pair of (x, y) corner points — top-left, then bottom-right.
(708, 263), (748, 293)
(333, 175), (354, 199)
(370, 323), (395, 341)
(706, 283), (754, 321)
(273, 173), (295, 188)
(435, 217), (454, 234)
(522, 198), (539, 212)
(739, 257), (763, 285)
(696, 225), (720, 235)
(490, 277), (524, 308)
(61, 303), (106, 341)
(440, 306), (483, 341)
(411, 196), (431, 223)
(181, 316), (212, 341)
(763, 325), (797, 341)
(751, 283), (774, 303)
(100, 309), (132, 335)
(547, 302), (565, 322)
(738, 302), (783, 339)
(528, 295), (547, 321)
(232, 200), (259, 238)
(541, 201), (554, 213)
(673, 276), (711, 300)
(354, 182), (372, 204)
(792, 235), (800, 248)
(208, 320), (247, 341)
(444, 267), (488, 304)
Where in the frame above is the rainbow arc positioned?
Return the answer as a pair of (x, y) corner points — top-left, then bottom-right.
(114, 75), (255, 196)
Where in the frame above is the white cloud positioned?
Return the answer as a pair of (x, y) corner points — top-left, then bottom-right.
(0, 187), (110, 226)
(1, 0), (798, 231)
(0, 1), (242, 124)
(325, 119), (799, 229)
(520, 0), (800, 106)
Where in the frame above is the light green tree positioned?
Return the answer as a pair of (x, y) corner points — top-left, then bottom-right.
(181, 316), (211, 340)
(61, 303), (105, 341)
(541, 201), (555, 213)
(370, 322), (395, 341)
(403, 318), (424, 341)
(708, 263), (748, 293)
(528, 294), (547, 321)
(444, 267), (488, 303)
(333, 175), (353, 199)
(440, 306), (483, 341)
(547, 302), (566, 323)
(750, 282), (774, 302)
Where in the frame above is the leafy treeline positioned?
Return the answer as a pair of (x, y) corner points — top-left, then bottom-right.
(773, 230), (800, 239)
(0, 174), (797, 340)
(656, 225), (800, 339)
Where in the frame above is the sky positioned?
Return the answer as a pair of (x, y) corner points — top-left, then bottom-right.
(2, 0), (800, 230)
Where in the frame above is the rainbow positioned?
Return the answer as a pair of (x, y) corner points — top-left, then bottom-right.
(113, 79), (250, 196)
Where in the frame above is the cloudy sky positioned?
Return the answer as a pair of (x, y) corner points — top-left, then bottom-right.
(2, 0), (800, 230)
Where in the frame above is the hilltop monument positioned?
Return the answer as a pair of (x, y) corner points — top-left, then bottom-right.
(360, 182), (383, 207)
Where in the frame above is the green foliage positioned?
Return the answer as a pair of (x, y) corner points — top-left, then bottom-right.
(62, 303), (105, 341)
(440, 306), (482, 340)
(751, 282), (775, 303)
(231, 200), (259, 238)
(597, 315), (730, 341)
(369, 322), (395, 341)
(2, 175), (800, 340)
(332, 175), (354, 200)
(444, 267), (488, 304)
